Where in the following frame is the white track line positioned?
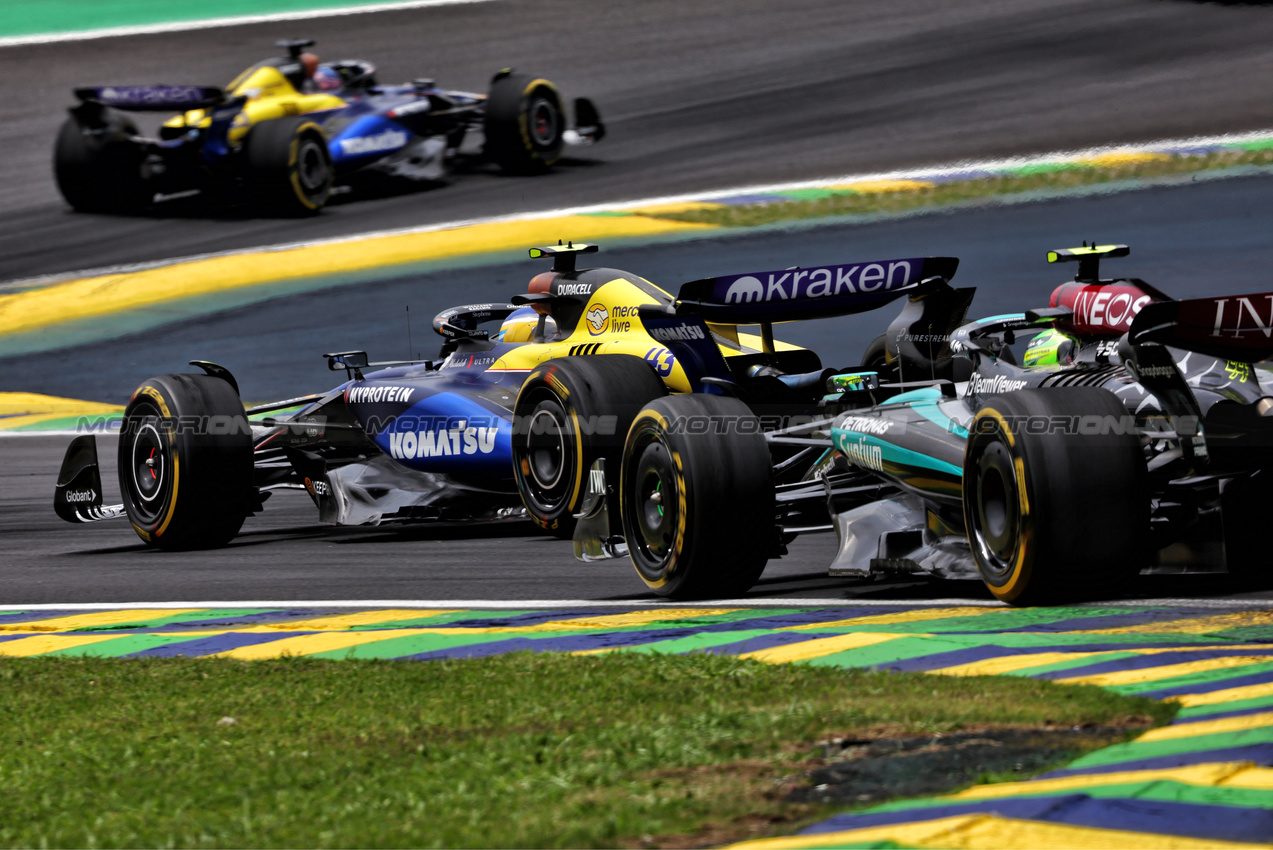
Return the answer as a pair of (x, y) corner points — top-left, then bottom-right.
(4, 128), (1270, 293)
(0, 0), (501, 48)
(2, 598), (1272, 611)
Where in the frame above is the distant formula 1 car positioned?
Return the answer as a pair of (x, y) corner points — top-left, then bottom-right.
(54, 39), (604, 215)
(610, 244), (1273, 602)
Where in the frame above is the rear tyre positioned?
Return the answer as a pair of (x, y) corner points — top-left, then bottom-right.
(621, 394), (774, 599)
(484, 72), (566, 174)
(513, 355), (666, 538)
(244, 117), (332, 215)
(53, 111), (150, 213)
(118, 374), (253, 550)
(963, 387), (1148, 605)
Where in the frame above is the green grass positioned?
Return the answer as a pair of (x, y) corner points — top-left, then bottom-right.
(652, 147), (1273, 229)
(0, 652), (1173, 848)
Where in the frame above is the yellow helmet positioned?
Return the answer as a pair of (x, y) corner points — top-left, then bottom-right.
(497, 306), (555, 343)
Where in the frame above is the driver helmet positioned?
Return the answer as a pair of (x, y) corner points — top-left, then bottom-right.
(1023, 328), (1078, 368)
(497, 306), (555, 343)
(313, 65), (343, 91)
(300, 52), (320, 80)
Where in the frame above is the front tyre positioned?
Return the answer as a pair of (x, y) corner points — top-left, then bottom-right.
(963, 387), (1148, 605)
(118, 374), (253, 550)
(244, 117), (333, 215)
(513, 355), (666, 538)
(484, 72), (566, 174)
(621, 394), (774, 599)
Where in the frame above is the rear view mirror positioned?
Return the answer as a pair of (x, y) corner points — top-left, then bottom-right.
(324, 351), (369, 371)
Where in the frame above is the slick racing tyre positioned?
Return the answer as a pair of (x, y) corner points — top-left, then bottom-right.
(53, 110), (150, 213)
(621, 394), (774, 599)
(513, 355), (666, 538)
(244, 116), (333, 215)
(484, 71), (566, 173)
(963, 387), (1148, 605)
(118, 374), (253, 550)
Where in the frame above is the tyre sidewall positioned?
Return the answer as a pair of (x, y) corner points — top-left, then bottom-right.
(513, 355), (667, 536)
(245, 118), (333, 214)
(963, 387), (1148, 604)
(621, 394), (774, 599)
(485, 73), (565, 173)
(118, 374), (252, 549)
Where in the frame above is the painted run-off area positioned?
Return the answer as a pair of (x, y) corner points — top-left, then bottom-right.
(1, 603), (1271, 847)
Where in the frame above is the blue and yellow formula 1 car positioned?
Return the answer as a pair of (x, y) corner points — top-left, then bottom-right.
(54, 39), (603, 215)
(53, 243), (954, 600)
(633, 244), (1273, 603)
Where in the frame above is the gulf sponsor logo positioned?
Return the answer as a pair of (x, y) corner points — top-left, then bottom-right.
(388, 419), (498, 459)
(347, 385), (414, 404)
(717, 260), (918, 304)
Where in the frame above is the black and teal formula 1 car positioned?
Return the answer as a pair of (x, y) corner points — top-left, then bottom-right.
(578, 245), (1273, 603)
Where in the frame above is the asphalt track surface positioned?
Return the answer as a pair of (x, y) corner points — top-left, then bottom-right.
(2, 0), (1273, 282)
(5, 174), (1273, 604)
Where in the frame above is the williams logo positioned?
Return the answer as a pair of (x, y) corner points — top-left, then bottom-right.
(340, 130), (408, 156)
(586, 305), (609, 335)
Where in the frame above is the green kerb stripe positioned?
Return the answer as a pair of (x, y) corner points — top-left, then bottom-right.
(0, 1), (435, 39)
(1067, 727), (1273, 768)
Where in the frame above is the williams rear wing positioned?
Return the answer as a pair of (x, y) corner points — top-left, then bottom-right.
(74, 85), (227, 112)
(673, 257), (958, 323)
